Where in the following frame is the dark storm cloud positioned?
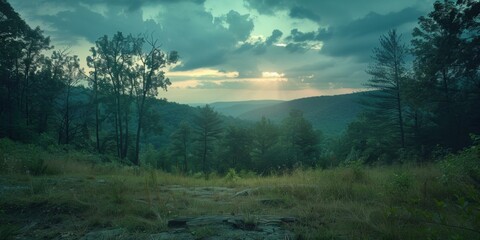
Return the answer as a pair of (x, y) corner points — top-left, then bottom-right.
(265, 29), (283, 46)
(282, 7), (422, 60)
(289, 6), (321, 22)
(236, 29), (283, 55)
(285, 43), (309, 53)
(18, 0), (254, 71)
(10, 0), (435, 94)
(286, 29), (318, 42)
(243, 0), (288, 15)
(39, 5), (153, 43)
(225, 10), (254, 40)
(158, 4), (238, 71)
(339, 7), (422, 37)
(320, 7), (422, 59)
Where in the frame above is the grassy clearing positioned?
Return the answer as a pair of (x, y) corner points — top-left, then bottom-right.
(1, 139), (479, 239)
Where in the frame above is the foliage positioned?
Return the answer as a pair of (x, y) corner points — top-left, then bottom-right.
(193, 105), (223, 174)
(224, 168), (241, 184)
(439, 135), (480, 187)
(365, 29), (409, 150)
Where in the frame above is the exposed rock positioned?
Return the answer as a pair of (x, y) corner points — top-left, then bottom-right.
(233, 188), (259, 197)
(80, 228), (126, 240)
(163, 186), (236, 199)
(167, 218), (190, 228)
(163, 215), (296, 239)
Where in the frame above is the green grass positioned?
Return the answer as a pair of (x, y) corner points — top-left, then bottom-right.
(1, 139), (479, 239)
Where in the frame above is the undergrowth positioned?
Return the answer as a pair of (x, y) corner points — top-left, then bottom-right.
(0, 138), (479, 239)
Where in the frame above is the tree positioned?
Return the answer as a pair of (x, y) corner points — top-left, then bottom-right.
(0, 0), (50, 140)
(86, 47), (103, 152)
(365, 29), (409, 149)
(90, 32), (177, 163)
(51, 50), (82, 145)
(93, 32), (137, 159)
(251, 116), (279, 170)
(131, 36), (178, 165)
(281, 110), (318, 167)
(220, 125), (252, 171)
(412, 0), (479, 149)
(170, 121), (191, 173)
(193, 105), (223, 174)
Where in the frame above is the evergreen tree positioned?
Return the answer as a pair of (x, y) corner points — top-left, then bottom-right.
(170, 121), (191, 173)
(251, 116), (279, 170)
(281, 110), (318, 167)
(193, 105), (223, 174)
(365, 29), (409, 149)
(412, 0), (480, 149)
(220, 125), (252, 171)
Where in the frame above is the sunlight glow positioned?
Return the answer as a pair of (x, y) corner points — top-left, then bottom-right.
(168, 68), (239, 78)
(262, 72), (285, 78)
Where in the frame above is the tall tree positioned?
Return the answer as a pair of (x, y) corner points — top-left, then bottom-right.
(86, 47), (103, 152)
(0, 0), (50, 140)
(194, 105), (223, 174)
(221, 125), (252, 171)
(51, 50), (82, 145)
(281, 110), (318, 167)
(93, 32), (136, 159)
(412, 0), (479, 149)
(366, 29), (409, 148)
(251, 116), (279, 169)
(131, 36), (178, 165)
(170, 121), (191, 173)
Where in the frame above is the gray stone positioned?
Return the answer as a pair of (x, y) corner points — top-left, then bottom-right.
(164, 215), (296, 239)
(80, 228), (126, 240)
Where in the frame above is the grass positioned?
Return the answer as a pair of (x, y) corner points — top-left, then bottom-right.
(1, 139), (480, 239)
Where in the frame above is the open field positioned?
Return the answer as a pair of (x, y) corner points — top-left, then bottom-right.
(1, 140), (479, 239)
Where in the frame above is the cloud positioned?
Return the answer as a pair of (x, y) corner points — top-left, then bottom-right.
(9, 0), (435, 102)
(243, 0), (288, 15)
(235, 29), (283, 55)
(339, 7), (423, 38)
(289, 6), (321, 22)
(265, 29), (283, 45)
(225, 10), (254, 40)
(285, 42), (309, 53)
(281, 7), (423, 61)
(39, 5), (151, 43)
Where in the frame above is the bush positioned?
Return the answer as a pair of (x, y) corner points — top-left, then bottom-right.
(439, 137), (480, 187)
(224, 168), (240, 183)
(341, 159), (367, 183)
(385, 171), (413, 201)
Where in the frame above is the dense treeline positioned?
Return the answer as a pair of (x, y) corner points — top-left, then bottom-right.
(334, 0), (480, 164)
(0, 0), (479, 175)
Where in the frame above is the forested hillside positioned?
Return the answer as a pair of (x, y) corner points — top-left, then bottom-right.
(208, 100), (283, 118)
(237, 92), (366, 136)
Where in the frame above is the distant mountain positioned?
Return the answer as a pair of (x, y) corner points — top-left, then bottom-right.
(237, 92), (367, 136)
(208, 100), (284, 117)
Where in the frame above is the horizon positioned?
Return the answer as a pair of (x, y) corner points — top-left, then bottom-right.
(169, 88), (367, 105)
(9, 0), (433, 103)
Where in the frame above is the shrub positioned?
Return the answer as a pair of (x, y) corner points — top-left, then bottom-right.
(224, 168), (240, 183)
(385, 171), (413, 201)
(341, 159), (367, 183)
(439, 135), (480, 187)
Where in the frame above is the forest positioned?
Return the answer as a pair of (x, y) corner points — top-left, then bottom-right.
(1, 0), (480, 239)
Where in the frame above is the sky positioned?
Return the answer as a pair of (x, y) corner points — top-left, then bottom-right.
(10, 0), (435, 104)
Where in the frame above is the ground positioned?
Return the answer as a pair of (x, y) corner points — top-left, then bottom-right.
(1, 159), (480, 239)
